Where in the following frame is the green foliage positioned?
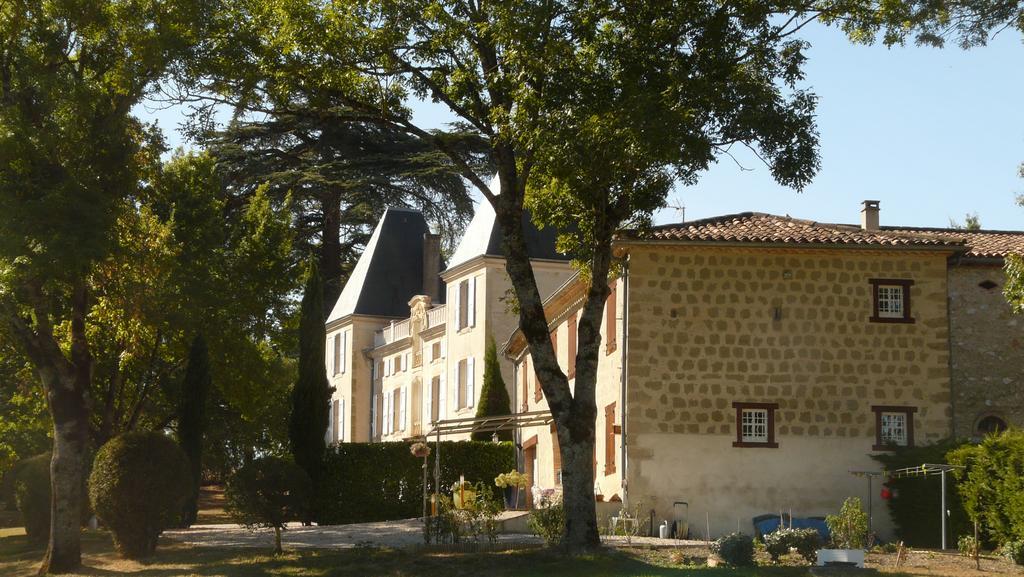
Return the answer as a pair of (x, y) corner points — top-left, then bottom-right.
(13, 453), (51, 543)
(177, 335), (211, 527)
(958, 534), (980, 558)
(0, 349), (49, 501)
(872, 439), (971, 547)
(711, 533), (756, 567)
(316, 441), (514, 525)
(289, 260), (333, 494)
(225, 456), (312, 534)
(764, 528), (822, 564)
(948, 429), (1024, 545)
(1005, 254), (1024, 315)
(472, 336), (513, 442)
(1001, 540), (1024, 565)
(426, 482), (501, 545)
(826, 497), (870, 549)
(89, 432), (192, 559)
(528, 496), (566, 547)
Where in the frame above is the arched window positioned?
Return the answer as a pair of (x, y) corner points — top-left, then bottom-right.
(976, 415), (1007, 436)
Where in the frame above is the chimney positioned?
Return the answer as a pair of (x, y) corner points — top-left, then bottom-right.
(422, 233), (442, 302)
(860, 200), (880, 231)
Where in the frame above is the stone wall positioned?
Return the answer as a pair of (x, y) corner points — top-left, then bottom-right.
(948, 263), (1024, 438)
(624, 245), (953, 539)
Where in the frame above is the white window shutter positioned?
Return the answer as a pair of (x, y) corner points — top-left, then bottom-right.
(441, 339), (447, 358)
(453, 284), (462, 330)
(339, 398), (345, 442)
(385, 392), (392, 435)
(438, 372), (447, 419)
(340, 332), (347, 373)
(467, 357), (476, 407)
(425, 378), (433, 425)
(371, 394), (377, 437)
(326, 339), (333, 377)
(404, 351), (411, 371)
(400, 387), (408, 431)
(468, 277), (476, 327)
(326, 402), (333, 443)
(386, 357), (392, 377)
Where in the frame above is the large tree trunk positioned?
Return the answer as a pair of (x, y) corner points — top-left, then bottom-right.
(489, 168), (607, 552)
(6, 282), (93, 575)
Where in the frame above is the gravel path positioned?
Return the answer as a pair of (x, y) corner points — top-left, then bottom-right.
(164, 518), (708, 551)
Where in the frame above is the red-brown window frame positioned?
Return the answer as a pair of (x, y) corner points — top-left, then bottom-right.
(732, 402), (779, 448)
(869, 278), (915, 324)
(604, 402), (617, 474)
(872, 405), (917, 450)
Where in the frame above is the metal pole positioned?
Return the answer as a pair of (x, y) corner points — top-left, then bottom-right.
(941, 469), (947, 550)
(868, 474), (874, 537)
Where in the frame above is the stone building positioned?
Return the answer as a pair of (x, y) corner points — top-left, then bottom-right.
(326, 197), (1024, 538)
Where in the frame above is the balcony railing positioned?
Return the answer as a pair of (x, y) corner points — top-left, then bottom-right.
(426, 305), (447, 329)
(374, 318), (412, 347)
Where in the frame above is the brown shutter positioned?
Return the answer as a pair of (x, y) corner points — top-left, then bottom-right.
(550, 424), (561, 485)
(605, 402), (617, 474)
(605, 283), (617, 355)
(458, 280), (469, 328)
(567, 313), (577, 380)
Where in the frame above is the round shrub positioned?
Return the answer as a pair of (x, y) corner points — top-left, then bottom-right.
(225, 456), (311, 554)
(1001, 540), (1024, 566)
(14, 453), (51, 543)
(764, 527), (822, 564)
(89, 432), (191, 559)
(711, 532), (755, 566)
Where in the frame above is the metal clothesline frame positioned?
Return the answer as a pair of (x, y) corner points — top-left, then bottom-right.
(415, 411), (555, 524)
(852, 463), (962, 550)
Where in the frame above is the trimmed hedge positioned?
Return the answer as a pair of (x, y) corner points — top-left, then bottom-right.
(872, 439), (971, 548)
(316, 441), (514, 525)
(13, 453), (51, 543)
(89, 432), (192, 559)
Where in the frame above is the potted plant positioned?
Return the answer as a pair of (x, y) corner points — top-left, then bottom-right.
(817, 497), (869, 567)
(494, 470), (528, 510)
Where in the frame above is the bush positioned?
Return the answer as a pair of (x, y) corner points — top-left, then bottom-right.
(764, 527), (821, 564)
(711, 532), (755, 566)
(1000, 540), (1024, 565)
(13, 453), (50, 543)
(958, 534), (979, 558)
(528, 491), (565, 547)
(826, 497), (869, 549)
(948, 429), (1024, 547)
(316, 441), (514, 525)
(872, 439), (971, 547)
(426, 481), (501, 545)
(89, 432), (192, 559)
(225, 456), (311, 554)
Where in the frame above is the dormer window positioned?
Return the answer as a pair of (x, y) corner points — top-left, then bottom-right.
(869, 279), (914, 323)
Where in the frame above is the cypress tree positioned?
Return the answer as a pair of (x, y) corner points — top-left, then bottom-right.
(472, 335), (513, 441)
(177, 335), (211, 527)
(289, 260), (334, 496)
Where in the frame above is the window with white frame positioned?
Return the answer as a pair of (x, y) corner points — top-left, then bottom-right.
(869, 279), (914, 323)
(880, 412), (906, 445)
(732, 402), (778, 448)
(872, 405), (916, 450)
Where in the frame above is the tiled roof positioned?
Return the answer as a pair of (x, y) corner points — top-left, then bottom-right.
(883, 227), (1024, 259)
(620, 213), (964, 250)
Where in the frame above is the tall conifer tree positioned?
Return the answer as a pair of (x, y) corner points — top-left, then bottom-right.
(472, 336), (513, 442)
(289, 261), (333, 498)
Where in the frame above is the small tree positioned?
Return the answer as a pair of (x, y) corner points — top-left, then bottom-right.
(177, 335), (211, 527)
(89, 432), (191, 559)
(826, 497), (870, 549)
(472, 336), (513, 442)
(289, 260), (333, 495)
(225, 456), (312, 555)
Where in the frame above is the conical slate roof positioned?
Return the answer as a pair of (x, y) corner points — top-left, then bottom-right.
(447, 178), (570, 270)
(327, 207), (443, 322)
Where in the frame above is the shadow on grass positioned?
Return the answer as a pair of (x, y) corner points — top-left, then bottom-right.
(1, 531), (911, 577)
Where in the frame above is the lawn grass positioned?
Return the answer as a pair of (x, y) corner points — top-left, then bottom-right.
(0, 530), (822, 577)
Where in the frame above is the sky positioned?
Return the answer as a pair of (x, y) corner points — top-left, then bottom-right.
(137, 21), (1024, 231)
